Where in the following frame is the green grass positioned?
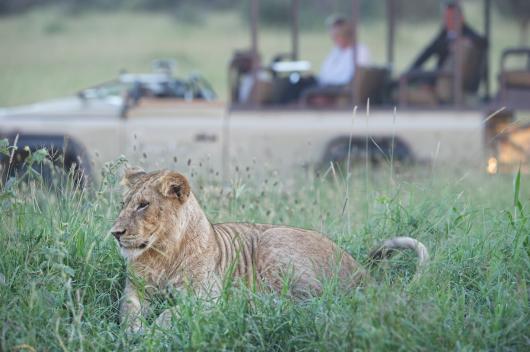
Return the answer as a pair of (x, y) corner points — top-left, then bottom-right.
(0, 4), (523, 106)
(0, 5), (529, 350)
(0, 153), (528, 350)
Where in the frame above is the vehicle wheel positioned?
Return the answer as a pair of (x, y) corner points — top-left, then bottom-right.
(318, 136), (414, 174)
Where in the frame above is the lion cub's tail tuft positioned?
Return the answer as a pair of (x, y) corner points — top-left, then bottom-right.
(368, 236), (429, 273)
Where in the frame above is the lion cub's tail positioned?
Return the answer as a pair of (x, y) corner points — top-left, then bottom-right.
(368, 237), (429, 276)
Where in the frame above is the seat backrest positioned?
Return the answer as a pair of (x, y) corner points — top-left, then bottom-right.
(228, 50), (260, 104)
(461, 40), (486, 93)
(499, 48), (530, 90)
(352, 66), (390, 105)
(435, 38), (486, 102)
(501, 70), (530, 89)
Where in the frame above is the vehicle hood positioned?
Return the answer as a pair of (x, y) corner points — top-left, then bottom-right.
(0, 96), (123, 118)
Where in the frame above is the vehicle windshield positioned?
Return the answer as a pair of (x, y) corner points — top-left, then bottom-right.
(79, 72), (216, 104)
(79, 80), (130, 101)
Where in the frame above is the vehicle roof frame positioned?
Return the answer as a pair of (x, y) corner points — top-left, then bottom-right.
(247, 0), (492, 109)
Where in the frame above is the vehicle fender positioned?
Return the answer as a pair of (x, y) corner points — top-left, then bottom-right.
(0, 132), (92, 186)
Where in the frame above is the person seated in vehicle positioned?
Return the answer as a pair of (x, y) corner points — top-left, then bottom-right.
(301, 16), (372, 107)
(399, 1), (487, 105)
(320, 16), (371, 86)
(234, 16), (372, 107)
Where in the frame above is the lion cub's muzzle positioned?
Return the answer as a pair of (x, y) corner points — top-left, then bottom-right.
(110, 223), (129, 242)
(111, 227), (126, 240)
(110, 223), (148, 249)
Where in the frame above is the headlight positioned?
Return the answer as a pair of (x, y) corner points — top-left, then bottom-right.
(487, 157), (498, 174)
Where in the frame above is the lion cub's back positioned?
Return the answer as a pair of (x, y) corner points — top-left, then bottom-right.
(221, 223), (364, 296)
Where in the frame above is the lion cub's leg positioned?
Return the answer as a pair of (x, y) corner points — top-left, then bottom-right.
(154, 282), (221, 330)
(156, 282), (221, 329)
(154, 307), (181, 329)
(120, 279), (146, 334)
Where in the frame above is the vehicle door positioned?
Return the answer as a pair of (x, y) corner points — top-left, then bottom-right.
(125, 99), (225, 177)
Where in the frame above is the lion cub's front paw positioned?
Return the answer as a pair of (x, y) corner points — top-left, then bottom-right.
(124, 319), (144, 335)
(154, 308), (180, 330)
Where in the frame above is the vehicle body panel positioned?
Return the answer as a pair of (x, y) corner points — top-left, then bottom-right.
(0, 93), (487, 180)
(227, 109), (484, 175)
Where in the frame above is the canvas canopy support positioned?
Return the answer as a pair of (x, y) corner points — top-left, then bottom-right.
(247, 0), (492, 107)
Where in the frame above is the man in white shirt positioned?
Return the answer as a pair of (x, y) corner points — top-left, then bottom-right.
(319, 16), (371, 86)
(241, 16), (371, 105)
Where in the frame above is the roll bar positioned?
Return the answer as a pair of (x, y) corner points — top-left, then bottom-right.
(248, 0), (492, 107)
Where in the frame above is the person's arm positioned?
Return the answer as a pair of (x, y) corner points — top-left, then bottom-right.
(409, 29), (445, 71)
(357, 44), (371, 66)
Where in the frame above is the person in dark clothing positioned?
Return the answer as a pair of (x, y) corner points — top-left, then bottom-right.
(407, 2), (486, 85)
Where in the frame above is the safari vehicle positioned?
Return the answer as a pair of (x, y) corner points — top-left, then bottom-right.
(488, 47), (530, 174)
(0, 0), (528, 183)
(0, 60), (224, 183)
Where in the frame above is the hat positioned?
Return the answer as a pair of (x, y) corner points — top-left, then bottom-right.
(325, 15), (348, 29)
(442, 0), (461, 9)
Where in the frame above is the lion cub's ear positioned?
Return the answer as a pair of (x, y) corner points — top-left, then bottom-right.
(157, 171), (191, 203)
(121, 166), (147, 188)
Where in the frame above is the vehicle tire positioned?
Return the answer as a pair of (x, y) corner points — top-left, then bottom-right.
(318, 136), (414, 173)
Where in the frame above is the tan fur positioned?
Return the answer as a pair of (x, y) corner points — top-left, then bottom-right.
(111, 168), (428, 332)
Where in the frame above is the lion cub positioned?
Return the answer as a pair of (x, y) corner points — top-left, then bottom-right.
(111, 168), (428, 332)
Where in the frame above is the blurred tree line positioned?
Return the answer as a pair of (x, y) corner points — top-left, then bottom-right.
(0, 0), (435, 19)
(0, 0), (527, 32)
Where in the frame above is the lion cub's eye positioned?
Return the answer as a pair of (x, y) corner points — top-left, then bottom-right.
(137, 201), (150, 211)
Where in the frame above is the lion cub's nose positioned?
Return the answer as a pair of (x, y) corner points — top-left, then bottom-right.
(111, 228), (127, 240)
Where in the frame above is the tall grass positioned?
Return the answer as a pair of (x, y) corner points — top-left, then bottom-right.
(0, 147), (528, 350)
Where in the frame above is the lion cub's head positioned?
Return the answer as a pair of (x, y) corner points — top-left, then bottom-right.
(111, 167), (191, 260)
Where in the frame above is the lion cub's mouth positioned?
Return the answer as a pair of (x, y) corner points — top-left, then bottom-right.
(120, 240), (149, 250)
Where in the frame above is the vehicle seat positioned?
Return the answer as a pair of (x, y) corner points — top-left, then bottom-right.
(498, 48), (530, 109)
(300, 65), (390, 108)
(228, 50), (263, 105)
(399, 38), (486, 107)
